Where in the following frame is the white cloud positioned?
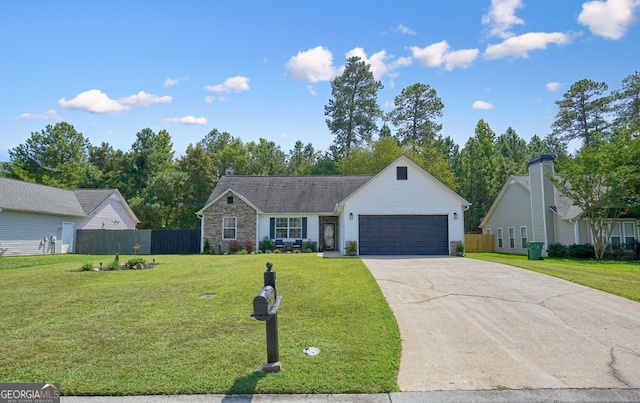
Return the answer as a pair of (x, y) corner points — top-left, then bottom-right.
(204, 76), (250, 93)
(204, 95), (215, 104)
(578, 0), (639, 39)
(546, 82), (563, 92)
(410, 41), (449, 67)
(411, 41), (479, 70)
(58, 89), (172, 114)
(164, 78), (179, 87)
(307, 85), (317, 96)
(391, 56), (413, 69)
(482, 0), (525, 38)
(58, 89), (129, 114)
(472, 100), (494, 110)
(120, 91), (172, 107)
(444, 49), (480, 70)
(163, 116), (208, 125)
(17, 109), (60, 120)
(345, 48), (389, 80)
(484, 32), (571, 60)
(285, 46), (337, 82)
(394, 23), (416, 35)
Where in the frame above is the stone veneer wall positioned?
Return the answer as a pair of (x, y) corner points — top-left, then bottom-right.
(202, 192), (256, 253)
(449, 240), (461, 256)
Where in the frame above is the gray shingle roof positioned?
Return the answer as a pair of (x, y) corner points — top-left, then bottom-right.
(204, 175), (374, 213)
(73, 189), (117, 214)
(0, 178), (116, 217)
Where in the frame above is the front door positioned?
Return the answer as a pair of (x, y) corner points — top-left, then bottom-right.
(322, 223), (335, 251)
(61, 222), (74, 253)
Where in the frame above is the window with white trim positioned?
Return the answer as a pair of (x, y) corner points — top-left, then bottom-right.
(623, 222), (635, 250)
(497, 228), (503, 248)
(610, 223), (621, 245)
(509, 227), (515, 248)
(275, 217), (302, 239)
(222, 217), (237, 240)
(520, 226), (528, 249)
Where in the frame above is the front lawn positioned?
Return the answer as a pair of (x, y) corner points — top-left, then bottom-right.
(468, 253), (640, 302)
(0, 254), (400, 395)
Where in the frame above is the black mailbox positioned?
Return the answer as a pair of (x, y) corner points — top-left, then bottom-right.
(252, 285), (275, 320)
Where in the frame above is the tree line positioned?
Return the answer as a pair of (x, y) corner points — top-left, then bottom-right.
(2, 57), (638, 235)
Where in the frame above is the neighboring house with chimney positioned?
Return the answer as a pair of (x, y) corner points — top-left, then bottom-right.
(197, 156), (471, 256)
(480, 155), (639, 256)
(0, 178), (139, 256)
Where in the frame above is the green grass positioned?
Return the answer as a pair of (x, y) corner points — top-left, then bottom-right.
(468, 253), (640, 302)
(0, 254), (400, 395)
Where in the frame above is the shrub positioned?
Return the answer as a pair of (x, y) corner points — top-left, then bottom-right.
(126, 257), (146, 269)
(607, 242), (626, 259)
(303, 240), (317, 253)
(259, 236), (274, 252)
(203, 239), (211, 254)
(273, 249), (281, 254)
(107, 254), (120, 270)
(243, 240), (255, 253)
(228, 240), (242, 254)
(547, 243), (568, 258)
(568, 243), (595, 259)
(237, 249), (248, 255)
(79, 262), (93, 271)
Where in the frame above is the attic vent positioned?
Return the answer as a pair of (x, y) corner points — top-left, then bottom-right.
(227, 196), (234, 204)
(397, 166), (408, 180)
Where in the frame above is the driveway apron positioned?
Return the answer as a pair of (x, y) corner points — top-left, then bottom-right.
(362, 257), (640, 392)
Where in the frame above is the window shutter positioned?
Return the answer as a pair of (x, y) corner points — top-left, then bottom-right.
(302, 217), (307, 238)
(270, 218), (275, 239)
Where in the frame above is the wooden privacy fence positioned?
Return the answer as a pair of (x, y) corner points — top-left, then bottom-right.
(465, 234), (495, 253)
(76, 229), (200, 255)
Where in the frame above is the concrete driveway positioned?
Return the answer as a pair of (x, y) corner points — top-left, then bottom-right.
(362, 256), (640, 392)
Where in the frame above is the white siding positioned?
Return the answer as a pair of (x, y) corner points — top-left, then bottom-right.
(0, 211), (78, 256)
(341, 158), (466, 254)
(77, 194), (137, 230)
(555, 216), (577, 246)
(483, 181), (532, 254)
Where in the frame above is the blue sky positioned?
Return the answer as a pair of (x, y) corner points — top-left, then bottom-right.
(1, 0), (639, 162)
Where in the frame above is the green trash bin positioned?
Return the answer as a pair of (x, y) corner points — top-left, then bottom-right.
(527, 242), (544, 260)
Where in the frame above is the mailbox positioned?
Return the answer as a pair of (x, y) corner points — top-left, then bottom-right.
(252, 285), (276, 320)
(251, 262), (283, 372)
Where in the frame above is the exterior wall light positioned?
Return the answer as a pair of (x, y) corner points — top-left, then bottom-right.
(454, 212), (458, 219)
(349, 213), (353, 220)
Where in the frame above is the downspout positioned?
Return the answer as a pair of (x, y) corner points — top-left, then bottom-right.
(196, 212), (204, 253)
(256, 213), (260, 250)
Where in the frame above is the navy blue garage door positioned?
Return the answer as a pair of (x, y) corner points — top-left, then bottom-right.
(358, 215), (449, 255)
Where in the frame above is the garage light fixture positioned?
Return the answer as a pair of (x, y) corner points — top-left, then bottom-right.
(349, 213), (353, 220)
(454, 212), (458, 219)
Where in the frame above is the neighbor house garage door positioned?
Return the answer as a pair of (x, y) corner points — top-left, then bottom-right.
(358, 215), (449, 255)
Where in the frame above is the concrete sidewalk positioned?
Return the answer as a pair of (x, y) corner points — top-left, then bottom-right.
(61, 389), (640, 402)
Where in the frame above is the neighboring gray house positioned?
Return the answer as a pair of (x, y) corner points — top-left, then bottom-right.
(480, 155), (639, 256)
(0, 178), (139, 256)
(197, 156), (470, 255)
